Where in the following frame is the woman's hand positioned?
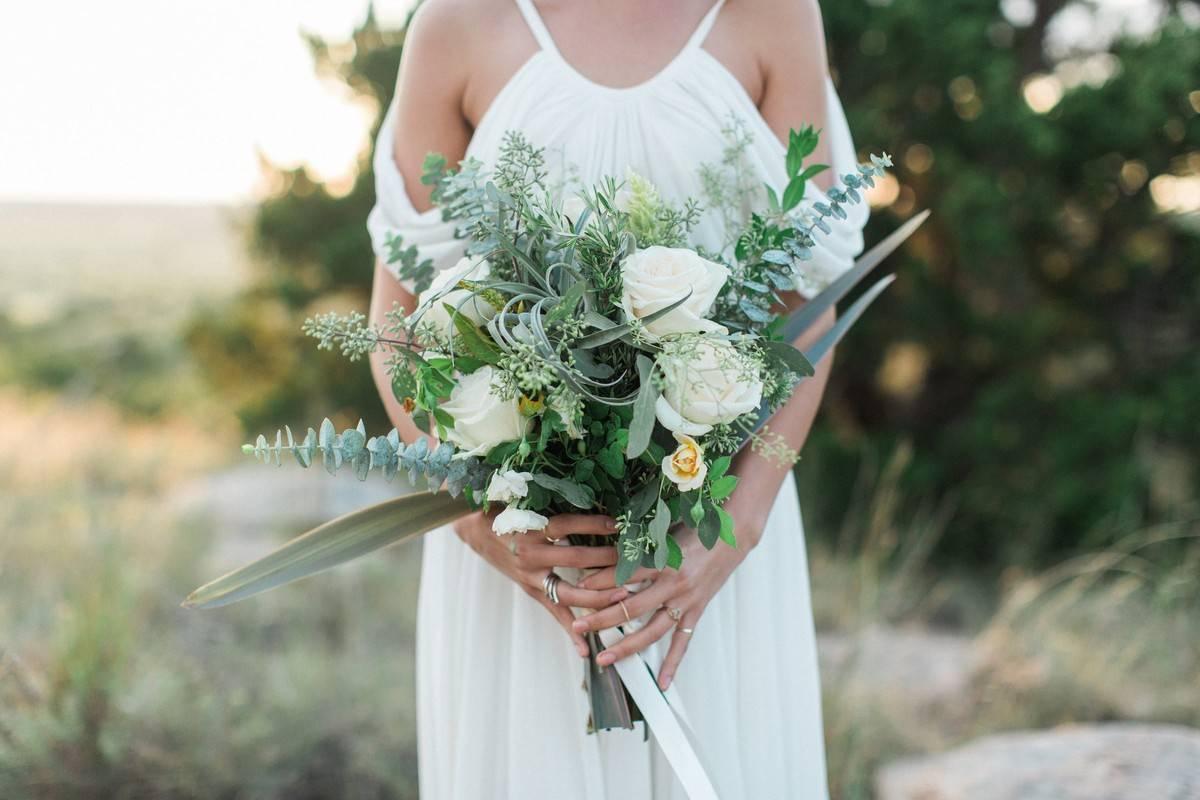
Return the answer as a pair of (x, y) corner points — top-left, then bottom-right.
(570, 494), (768, 690)
(453, 511), (631, 658)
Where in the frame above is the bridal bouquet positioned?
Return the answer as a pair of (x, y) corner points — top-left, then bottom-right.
(186, 126), (925, 733)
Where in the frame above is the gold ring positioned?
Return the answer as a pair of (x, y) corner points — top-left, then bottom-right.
(679, 627), (695, 635)
(619, 600), (632, 624)
(544, 534), (559, 544)
(667, 607), (683, 622)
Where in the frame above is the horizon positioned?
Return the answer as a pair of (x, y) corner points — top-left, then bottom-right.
(0, 0), (1169, 207)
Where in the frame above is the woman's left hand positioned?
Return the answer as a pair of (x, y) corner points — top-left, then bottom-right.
(570, 517), (761, 691)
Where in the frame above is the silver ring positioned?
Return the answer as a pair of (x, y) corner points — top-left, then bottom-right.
(667, 607), (683, 622)
(678, 627), (695, 635)
(543, 573), (562, 605)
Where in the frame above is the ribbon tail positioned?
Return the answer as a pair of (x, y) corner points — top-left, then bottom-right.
(597, 627), (720, 800)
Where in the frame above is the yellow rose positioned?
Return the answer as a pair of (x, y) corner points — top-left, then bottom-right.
(662, 433), (708, 492)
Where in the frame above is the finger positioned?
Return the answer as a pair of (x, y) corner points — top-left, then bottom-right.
(595, 610), (674, 666)
(522, 544), (619, 570)
(578, 566), (659, 591)
(658, 616), (698, 690)
(544, 514), (619, 540)
(572, 578), (675, 634)
(527, 587), (589, 658)
(555, 580), (629, 610)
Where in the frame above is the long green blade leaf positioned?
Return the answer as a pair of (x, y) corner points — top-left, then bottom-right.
(184, 491), (470, 609)
(740, 275), (896, 447)
(783, 209), (929, 342)
(804, 275), (896, 366)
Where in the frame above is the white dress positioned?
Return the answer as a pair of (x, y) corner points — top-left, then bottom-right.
(367, 2), (869, 797)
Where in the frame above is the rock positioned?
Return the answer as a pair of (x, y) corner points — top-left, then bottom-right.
(819, 625), (976, 713)
(166, 464), (405, 568)
(876, 723), (1200, 800)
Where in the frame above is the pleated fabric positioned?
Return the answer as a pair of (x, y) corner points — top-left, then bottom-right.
(367, 2), (870, 796)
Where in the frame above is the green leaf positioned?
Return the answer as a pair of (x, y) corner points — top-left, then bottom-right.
(183, 492), (470, 609)
(687, 492), (705, 528)
(447, 305), (502, 365)
(665, 535), (683, 569)
(545, 280), (588, 325)
(716, 505), (736, 547)
(596, 441), (626, 478)
(626, 355), (658, 459)
(708, 455), (731, 481)
(761, 339), (816, 378)
(391, 369), (417, 404)
(648, 498), (670, 549)
(628, 479), (659, 520)
(615, 549), (641, 587)
(782, 177), (807, 212)
(653, 540), (669, 570)
(708, 474), (738, 502)
(697, 499), (722, 549)
(530, 473), (594, 509)
(799, 163), (829, 182)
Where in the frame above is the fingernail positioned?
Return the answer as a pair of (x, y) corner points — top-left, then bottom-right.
(597, 652), (614, 666)
(605, 518), (619, 531)
(609, 590), (628, 603)
(572, 620), (588, 632)
(578, 645), (589, 658)
(659, 674), (672, 690)
(578, 578), (591, 590)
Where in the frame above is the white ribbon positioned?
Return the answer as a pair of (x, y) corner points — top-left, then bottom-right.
(596, 626), (720, 800)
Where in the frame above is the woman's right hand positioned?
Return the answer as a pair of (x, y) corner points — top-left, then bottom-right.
(453, 511), (629, 658)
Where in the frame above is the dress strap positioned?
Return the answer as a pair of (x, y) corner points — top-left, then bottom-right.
(684, 0), (727, 51)
(512, 0), (561, 56)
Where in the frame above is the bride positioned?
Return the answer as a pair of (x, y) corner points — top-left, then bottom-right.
(365, 0), (868, 796)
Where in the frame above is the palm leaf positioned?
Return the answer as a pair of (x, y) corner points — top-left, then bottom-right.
(184, 491), (470, 609)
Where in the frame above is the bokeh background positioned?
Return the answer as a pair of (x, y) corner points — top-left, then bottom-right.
(2, 1), (1198, 797)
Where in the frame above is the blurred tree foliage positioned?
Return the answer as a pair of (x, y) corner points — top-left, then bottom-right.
(188, 1), (1200, 566)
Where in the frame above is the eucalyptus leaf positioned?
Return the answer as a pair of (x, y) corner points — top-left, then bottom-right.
(626, 356), (658, 459)
(531, 473), (594, 509)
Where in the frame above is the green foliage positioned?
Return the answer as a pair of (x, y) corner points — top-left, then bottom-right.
(802, 4), (1200, 565)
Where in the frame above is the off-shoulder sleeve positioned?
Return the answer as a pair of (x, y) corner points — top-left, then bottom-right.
(366, 95), (467, 291)
(790, 76), (869, 299)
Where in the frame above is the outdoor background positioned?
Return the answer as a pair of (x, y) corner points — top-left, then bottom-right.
(2, 0), (1198, 797)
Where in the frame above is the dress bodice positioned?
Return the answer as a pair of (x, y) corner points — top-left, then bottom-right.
(368, 0), (867, 296)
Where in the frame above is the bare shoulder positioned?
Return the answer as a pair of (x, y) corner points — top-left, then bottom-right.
(730, 0), (824, 55)
(405, 0), (535, 126)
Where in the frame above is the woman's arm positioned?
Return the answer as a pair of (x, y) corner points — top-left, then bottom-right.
(571, 0), (841, 687)
(370, 1), (621, 654)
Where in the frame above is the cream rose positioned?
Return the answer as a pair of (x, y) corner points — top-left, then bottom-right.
(486, 470), (533, 504)
(655, 338), (764, 436)
(439, 366), (529, 458)
(417, 256), (495, 339)
(662, 433), (707, 492)
(619, 246), (729, 340)
(492, 505), (549, 535)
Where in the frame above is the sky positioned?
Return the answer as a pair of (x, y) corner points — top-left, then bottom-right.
(0, 0), (1170, 205)
(0, 0), (413, 204)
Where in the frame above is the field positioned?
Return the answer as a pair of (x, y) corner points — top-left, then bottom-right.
(1, 204), (1197, 798)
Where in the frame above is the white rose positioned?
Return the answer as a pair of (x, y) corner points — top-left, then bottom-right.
(439, 366), (529, 458)
(486, 470), (533, 504)
(662, 433), (708, 492)
(655, 338), (764, 436)
(418, 257), (495, 339)
(492, 505), (550, 535)
(619, 246), (729, 340)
